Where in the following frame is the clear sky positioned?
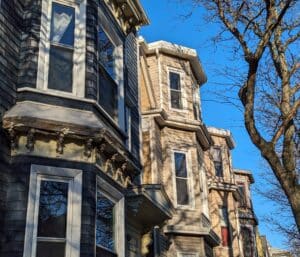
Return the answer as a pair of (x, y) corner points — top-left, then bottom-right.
(139, 0), (290, 249)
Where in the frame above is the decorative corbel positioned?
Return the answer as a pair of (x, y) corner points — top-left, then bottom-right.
(56, 132), (65, 154)
(84, 138), (93, 158)
(141, 231), (153, 257)
(26, 128), (35, 152)
(8, 128), (18, 150)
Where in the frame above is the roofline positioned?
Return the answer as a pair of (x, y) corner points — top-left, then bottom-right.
(130, 0), (150, 26)
(207, 126), (235, 149)
(234, 168), (255, 183)
(139, 38), (207, 86)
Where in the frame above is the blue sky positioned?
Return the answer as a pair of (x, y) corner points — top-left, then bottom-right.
(139, 0), (290, 248)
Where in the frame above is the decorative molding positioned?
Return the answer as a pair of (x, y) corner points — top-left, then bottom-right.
(26, 128), (35, 152)
(84, 138), (93, 157)
(8, 128), (18, 150)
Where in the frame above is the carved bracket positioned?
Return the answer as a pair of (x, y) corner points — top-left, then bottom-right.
(26, 128), (35, 152)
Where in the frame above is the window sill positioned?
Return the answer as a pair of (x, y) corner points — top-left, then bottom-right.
(16, 87), (127, 139)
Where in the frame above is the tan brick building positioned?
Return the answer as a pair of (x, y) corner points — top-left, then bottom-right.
(139, 38), (259, 257)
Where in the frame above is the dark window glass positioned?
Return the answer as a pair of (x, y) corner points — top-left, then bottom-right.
(220, 206), (229, 226)
(174, 152), (189, 205)
(171, 91), (182, 109)
(36, 242), (65, 257)
(169, 72), (182, 109)
(238, 184), (247, 207)
(176, 178), (189, 205)
(48, 45), (73, 92)
(96, 191), (115, 251)
(37, 181), (68, 238)
(170, 72), (180, 90)
(241, 227), (253, 257)
(98, 66), (118, 120)
(214, 161), (223, 177)
(50, 3), (75, 46)
(174, 153), (187, 177)
(212, 148), (223, 177)
(98, 28), (115, 79)
(48, 3), (75, 92)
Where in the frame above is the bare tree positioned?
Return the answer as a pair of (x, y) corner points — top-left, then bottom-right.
(178, 0), (300, 231)
(255, 165), (300, 256)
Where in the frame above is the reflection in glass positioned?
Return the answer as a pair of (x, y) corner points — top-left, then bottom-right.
(96, 191), (115, 251)
(169, 72), (182, 109)
(98, 27), (115, 79)
(170, 72), (180, 90)
(37, 181), (68, 238)
(36, 241), (65, 257)
(175, 153), (187, 177)
(50, 3), (75, 46)
(176, 178), (189, 205)
(48, 45), (73, 92)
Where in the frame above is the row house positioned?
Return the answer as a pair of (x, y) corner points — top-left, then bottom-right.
(0, 1), (172, 257)
(0, 1), (260, 257)
(139, 38), (258, 257)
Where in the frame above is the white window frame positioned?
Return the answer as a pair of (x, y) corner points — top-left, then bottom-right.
(98, 7), (125, 129)
(167, 67), (187, 112)
(37, 0), (86, 97)
(171, 149), (195, 210)
(125, 105), (132, 150)
(177, 252), (199, 257)
(23, 165), (82, 257)
(96, 176), (125, 257)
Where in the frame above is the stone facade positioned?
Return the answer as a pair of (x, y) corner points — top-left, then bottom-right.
(0, 1), (261, 257)
(139, 38), (259, 257)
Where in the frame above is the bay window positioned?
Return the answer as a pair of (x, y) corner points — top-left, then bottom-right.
(37, 0), (86, 97)
(23, 165), (82, 257)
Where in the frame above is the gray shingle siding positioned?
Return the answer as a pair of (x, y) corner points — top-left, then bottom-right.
(125, 32), (140, 160)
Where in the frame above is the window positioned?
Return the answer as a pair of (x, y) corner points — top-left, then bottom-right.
(169, 72), (182, 109)
(174, 152), (190, 206)
(241, 226), (253, 257)
(37, 0), (86, 96)
(97, 25), (124, 122)
(124, 105), (132, 150)
(192, 86), (201, 120)
(23, 165), (82, 257)
(96, 177), (125, 257)
(48, 2), (75, 92)
(212, 148), (223, 177)
(238, 183), (247, 207)
(219, 206), (231, 247)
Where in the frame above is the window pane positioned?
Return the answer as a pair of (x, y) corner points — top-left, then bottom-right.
(241, 227), (253, 257)
(36, 241), (65, 257)
(214, 161), (223, 177)
(37, 181), (68, 238)
(171, 90), (182, 109)
(50, 3), (75, 46)
(169, 72), (180, 90)
(48, 45), (73, 92)
(238, 185), (247, 207)
(220, 207), (229, 226)
(98, 68), (118, 120)
(96, 192), (115, 251)
(99, 28), (115, 79)
(212, 148), (222, 162)
(174, 153), (187, 177)
(176, 178), (189, 205)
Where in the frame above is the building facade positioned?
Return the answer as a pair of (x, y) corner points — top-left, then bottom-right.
(139, 39), (259, 257)
(0, 1), (259, 257)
